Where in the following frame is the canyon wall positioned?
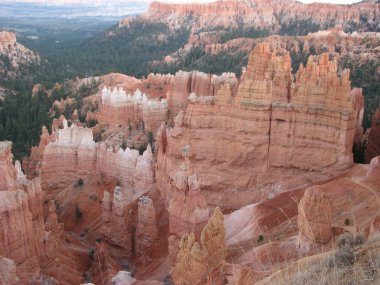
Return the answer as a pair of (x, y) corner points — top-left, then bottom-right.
(40, 119), (154, 191)
(156, 44), (362, 210)
(0, 141), (86, 284)
(0, 142), (44, 281)
(40, 120), (156, 257)
(97, 87), (169, 132)
(120, 0), (380, 33)
(94, 71), (237, 131)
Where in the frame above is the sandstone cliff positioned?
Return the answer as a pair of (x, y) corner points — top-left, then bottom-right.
(156, 44), (362, 210)
(0, 141), (87, 284)
(120, 0), (379, 34)
(92, 71), (237, 132)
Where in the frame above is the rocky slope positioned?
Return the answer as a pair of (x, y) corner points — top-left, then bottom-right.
(0, 31), (40, 79)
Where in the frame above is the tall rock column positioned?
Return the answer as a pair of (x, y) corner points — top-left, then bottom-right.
(136, 196), (158, 263)
(167, 148), (210, 263)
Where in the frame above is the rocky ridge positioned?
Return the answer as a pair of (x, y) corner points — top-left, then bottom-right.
(120, 0), (380, 33)
(0, 31), (40, 78)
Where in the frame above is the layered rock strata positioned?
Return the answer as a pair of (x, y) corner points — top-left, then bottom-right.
(121, 0), (379, 33)
(157, 44), (362, 209)
(40, 119), (154, 192)
(98, 87), (169, 132)
(94, 71), (237, 131)
(0, 141), (84, 283)
(0, 142), (45, 281)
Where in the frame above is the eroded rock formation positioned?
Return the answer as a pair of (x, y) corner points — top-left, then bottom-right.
(120, 0), (379, 34)
(298, 186), (332, 245)
(0, 141), (86, 283)
(157, 44), (362, 210)
(97, 87), (168, 132)
(171, 207), (225, 285)
(136, 196), (159, 262)
(40, 119), (154, 191)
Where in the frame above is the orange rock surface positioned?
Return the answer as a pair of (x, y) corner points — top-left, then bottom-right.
(120, 0), (379, 34)
(171, 207), (225, 285)
(157, 44), (362, 210)
(298, 186), (332, 245)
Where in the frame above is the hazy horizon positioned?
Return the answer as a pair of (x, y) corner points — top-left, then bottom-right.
(1, 0), (364, 4)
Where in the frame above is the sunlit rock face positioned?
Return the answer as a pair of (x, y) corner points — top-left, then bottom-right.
(157, 44), (362, 210)
(40, 119), (154, 191)
(95, 71), (237, 132)
(98, 87), (169, 132)
(120, 0), (379, 33)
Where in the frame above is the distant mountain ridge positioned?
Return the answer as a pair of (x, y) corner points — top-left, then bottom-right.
(120, 0), (379, 33)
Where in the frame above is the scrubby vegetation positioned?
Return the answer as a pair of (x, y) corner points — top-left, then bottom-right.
(19, 20), (190, 80)
(268, 233), (380, 285)
(279, 19), (333, 36)
(219, 26), (270, 43)
(0, 75), (99, 160)
(151, 46), (248, 78)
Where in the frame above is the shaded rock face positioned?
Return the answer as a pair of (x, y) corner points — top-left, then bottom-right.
(167, 161), (210, 263)
(121, 0), (379, 33)
(366, 106), (380, 162)
(0, 142), (44, 281)
(171, 207), (226, 285)
(298, 186), (332, 245)
(157, 44), (361, 210)
(136, 196), (159, 262)
(0, 141), (70, 283)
